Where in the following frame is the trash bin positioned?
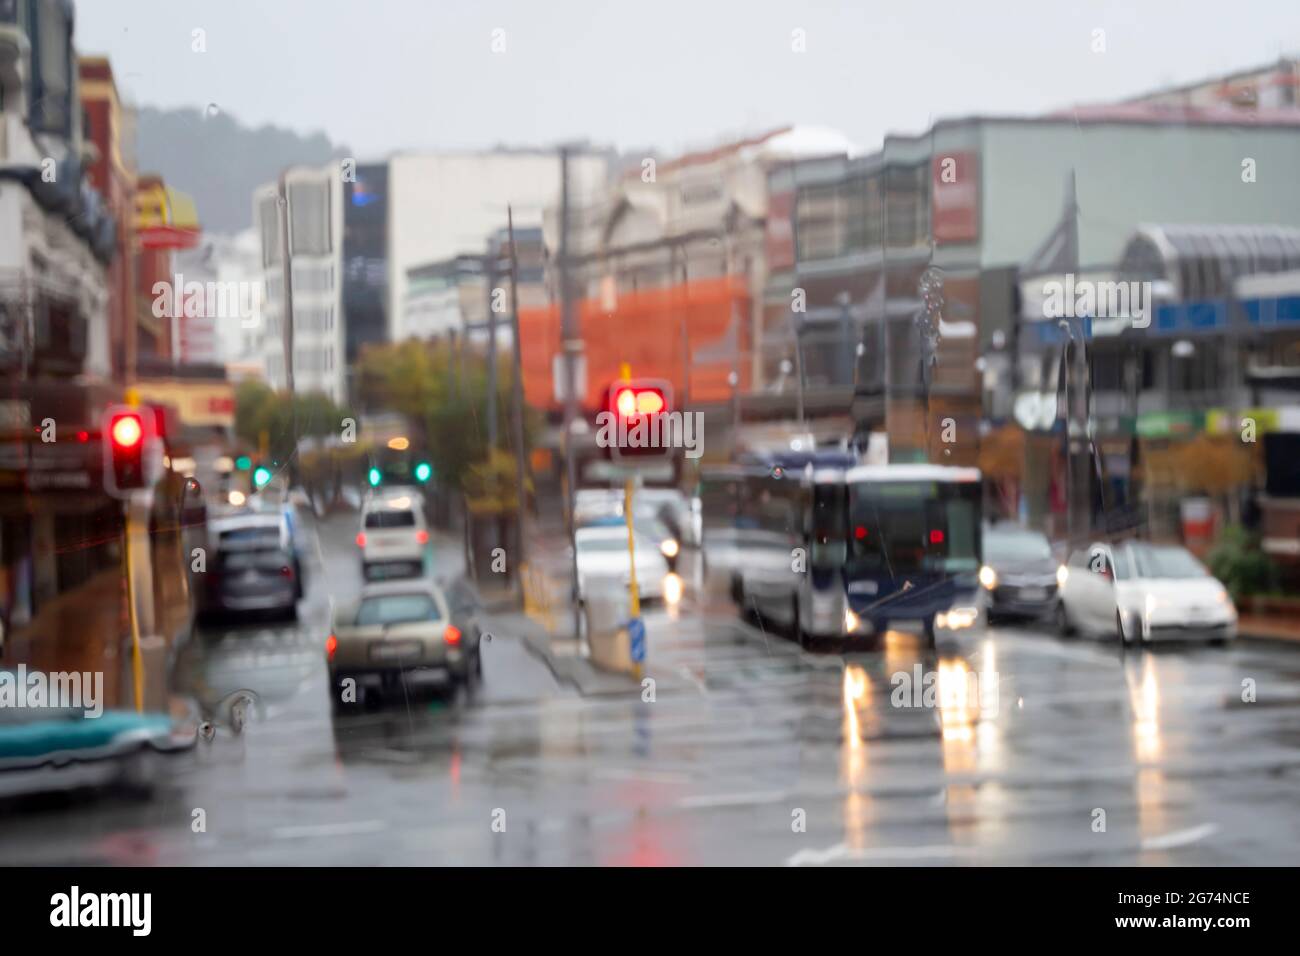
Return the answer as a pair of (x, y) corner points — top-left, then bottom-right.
(583, 580), (635, 674)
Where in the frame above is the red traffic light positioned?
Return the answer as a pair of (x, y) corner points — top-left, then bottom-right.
(614, 387), (665, 417)
(603, 377), (675, 464)
(110, 413), (143, 449)
(102, 404), (160, 498)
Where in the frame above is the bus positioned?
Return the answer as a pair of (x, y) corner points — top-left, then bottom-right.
(706, 454), (984, 648)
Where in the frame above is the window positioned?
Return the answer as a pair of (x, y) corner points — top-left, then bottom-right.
(365, 510), (416, 529)
(355, 593), (440, 626)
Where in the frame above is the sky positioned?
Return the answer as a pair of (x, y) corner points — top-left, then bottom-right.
(76, 0), (1300, 160)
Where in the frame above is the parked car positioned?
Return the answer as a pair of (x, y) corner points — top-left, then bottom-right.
(981, 522), (1062, 622)
(1056, 540), (1237, 645)
(326, 579), (480, 709)
(358, 491), (429, 580)
(202, 512), (301, 621)
(574, 520), (671, 602)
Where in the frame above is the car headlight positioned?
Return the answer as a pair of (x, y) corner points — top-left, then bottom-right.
(844, 608), (861, 632)
(1056, 565), (1068, 588)
(979, 565), (998, 590)
(660, 538), (679, 559)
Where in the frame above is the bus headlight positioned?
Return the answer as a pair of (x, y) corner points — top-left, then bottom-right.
(844, 608), (861, 633)
(937, 607), (979, 630)
(660, 538), (680, 559)
(979, 565), (998, 590)
(1056, 565), (1068, 588)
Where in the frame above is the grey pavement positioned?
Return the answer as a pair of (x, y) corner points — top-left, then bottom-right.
(2, 506), (1300, 865)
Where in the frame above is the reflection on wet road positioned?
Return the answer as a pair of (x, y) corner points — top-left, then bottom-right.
(2, 508), (1300, 865)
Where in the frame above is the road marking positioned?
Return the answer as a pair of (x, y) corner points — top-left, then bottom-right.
(678, 789), (786, 809)
(786, 842), (975, 866)
(272, 819), (387, 840)
(1140, 822), (1219, 851)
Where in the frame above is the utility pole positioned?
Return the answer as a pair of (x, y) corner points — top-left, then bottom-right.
(277, 173), (298, 485)
(558, 145), (584, 643)
(485, 251), (499, 451)
(506, 205), (529, 595)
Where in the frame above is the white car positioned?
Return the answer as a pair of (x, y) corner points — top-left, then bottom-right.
(1056, 540), (1237, 645)
(358, 492), (429, 580)
(574, 521), (671, 603)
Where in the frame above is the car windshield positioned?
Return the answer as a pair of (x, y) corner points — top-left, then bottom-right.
(1129, 545), (1210, 579)
(355, 593), (440, 626)
(984, 528), (1053, 563)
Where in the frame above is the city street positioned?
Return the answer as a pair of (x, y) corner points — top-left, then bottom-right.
(2, 507), (1299, 866)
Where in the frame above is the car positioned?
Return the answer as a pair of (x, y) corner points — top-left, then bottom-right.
(358, 491), (429, 580)
(1056, 540), (1237, 645)
(0, 696), (195, 799)
(326, 579), (480, 709)
(980, 522), (1062, 622)
(574, 520), (672, 603)
(202, 512), (302, 620)
(580, 512), (680, 572)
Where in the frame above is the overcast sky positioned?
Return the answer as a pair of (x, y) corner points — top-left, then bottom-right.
(77, 0), (1300, 160)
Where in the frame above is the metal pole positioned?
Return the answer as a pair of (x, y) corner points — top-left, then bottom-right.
(277, 174), (298, 484)
(793, 320), (806, 424)
(506, 205), (529, 594)
(485, 252), (499, 450)
(558, 146), (583, 642)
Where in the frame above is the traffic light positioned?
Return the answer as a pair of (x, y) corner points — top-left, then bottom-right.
(252, 464), (273, 490)
(414, 461), (432, 483)
(603, 378), (674, 463)
(102, 404), (162, 498)
(367, 466), (382, 487)
(235, 455), (252, 471)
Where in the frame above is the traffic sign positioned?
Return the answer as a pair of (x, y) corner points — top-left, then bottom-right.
(628, 616), (646, 664)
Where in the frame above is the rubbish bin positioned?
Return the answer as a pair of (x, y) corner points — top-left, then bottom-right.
(583, 580), (634, 674)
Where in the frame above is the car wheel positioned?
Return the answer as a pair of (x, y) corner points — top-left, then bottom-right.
(729, 573), (743, 607)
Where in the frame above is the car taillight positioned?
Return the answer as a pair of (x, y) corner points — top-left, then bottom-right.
(356, 532), (366, 547)
(326, 634), (337, 659)
(416, 530), (429, 544)
(443, 625), (461, 646)
(281, 565), (294, 577)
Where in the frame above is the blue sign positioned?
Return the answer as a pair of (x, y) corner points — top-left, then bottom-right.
(628, 617), (646, 664)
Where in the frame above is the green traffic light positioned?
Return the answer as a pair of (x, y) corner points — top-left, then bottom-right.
(235, 455), (252, 471)
(367, 467), (382, 487)
(414, 461), (432, 482)
(252, 465), (273, 489)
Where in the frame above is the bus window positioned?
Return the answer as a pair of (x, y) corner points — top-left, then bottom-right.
(847, 480), (980, 574)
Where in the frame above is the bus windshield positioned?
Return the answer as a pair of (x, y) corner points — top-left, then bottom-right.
(847, 480), (980, 575)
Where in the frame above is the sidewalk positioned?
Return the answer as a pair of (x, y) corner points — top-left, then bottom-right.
(1237, 613), (1300, 644)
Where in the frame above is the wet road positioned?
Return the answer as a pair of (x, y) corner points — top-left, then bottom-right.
(3, 507), (1300, 865)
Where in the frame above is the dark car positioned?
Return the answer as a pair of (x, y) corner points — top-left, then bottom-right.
(980, 522), (1063, 622)
(202, 513), (302, 621)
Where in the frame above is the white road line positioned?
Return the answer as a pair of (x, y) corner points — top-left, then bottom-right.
(1140, 822), (1219, 851)
(272, 819), (388, 841)
(678, 790), (787, 809)
(786, 842), (975, 866)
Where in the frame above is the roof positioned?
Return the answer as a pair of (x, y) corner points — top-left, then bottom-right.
(1121, 224), (1300, 286)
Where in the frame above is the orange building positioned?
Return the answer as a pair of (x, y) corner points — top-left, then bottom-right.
(518, 276), (750, 414)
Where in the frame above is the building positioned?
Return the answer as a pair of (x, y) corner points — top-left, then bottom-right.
(254, 163), (345, 403)
(341, 162), (388, 389)
(78, 55), (135, 382)
(388, 149), (610, 343)
(0, 1), (138, 700)
(517, 127), (853, 434)
(765, 109), (1300, 512)
(1127, 56), (1300, 112)
(401, 254), (486, 342)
